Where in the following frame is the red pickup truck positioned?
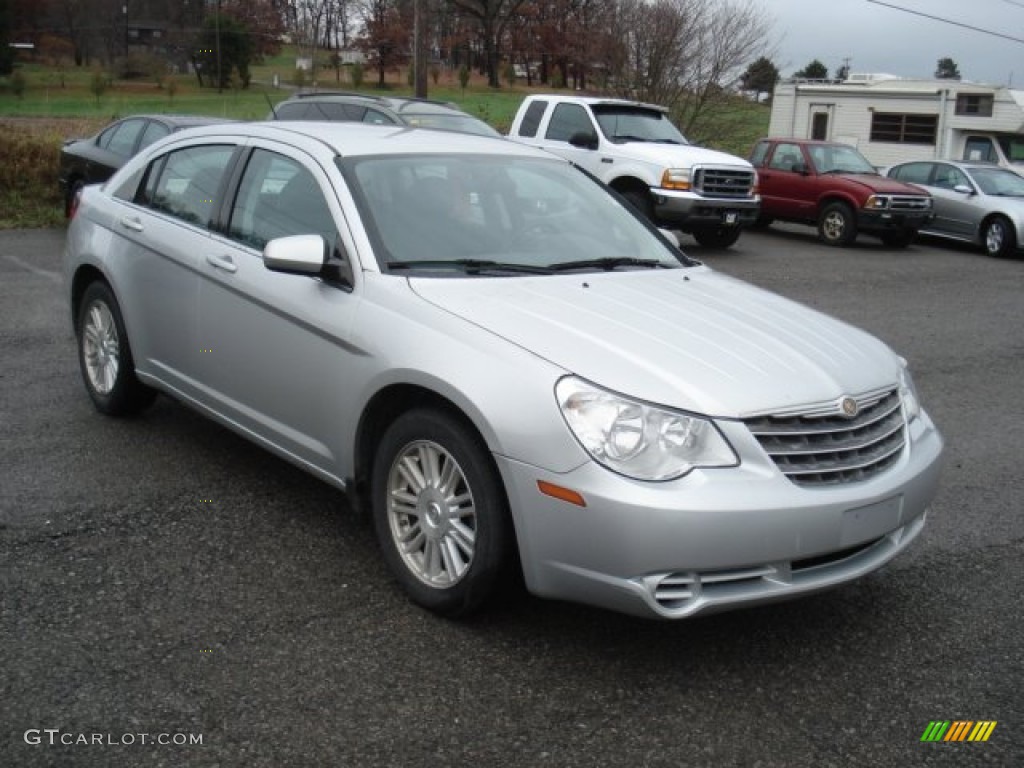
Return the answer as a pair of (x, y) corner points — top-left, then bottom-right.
(750, 138), (932, 247)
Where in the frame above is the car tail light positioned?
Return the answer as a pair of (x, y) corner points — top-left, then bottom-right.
(69, 187), (83, 220)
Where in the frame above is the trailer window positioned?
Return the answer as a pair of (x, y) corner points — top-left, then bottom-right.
(870, 113), (937, 145)
(955, 94), (993, 117)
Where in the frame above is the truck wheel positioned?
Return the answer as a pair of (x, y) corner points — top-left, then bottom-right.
(818, 202), (857, 246)
(880, 230), (916, 248)
(692, 226), (742, 249)
(983, 215), (1016, 258)
(620, 188), (654, 223)
(372, 408), (514, 617)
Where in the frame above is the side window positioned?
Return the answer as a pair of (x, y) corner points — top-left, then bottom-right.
(228, 149), (337, 252)
(932, 164), (969, 190)
(138, 121), (171, 150)
(769, 143), (804, 171)
(518, 100), (548, 138)
(276, 103), (310, 120)
(964, 136), (996, 163)
(891, 162), (933, 185)
(363, 108), (395, 125)
(545, 103), (594, 142)
(146, 145), (235, 227)
(105, 119), (146, 158)
(749, 141), (770, 168)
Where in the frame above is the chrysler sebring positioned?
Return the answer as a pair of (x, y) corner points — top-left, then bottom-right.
(64, 122), (944, 619)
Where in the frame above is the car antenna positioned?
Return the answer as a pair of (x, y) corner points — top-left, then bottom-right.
(264, 93), (278, 120)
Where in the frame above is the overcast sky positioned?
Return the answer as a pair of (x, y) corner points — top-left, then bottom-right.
(765, 0), (1024, 86)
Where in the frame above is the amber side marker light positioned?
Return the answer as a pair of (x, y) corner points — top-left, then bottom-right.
(537, 480), (587, 507)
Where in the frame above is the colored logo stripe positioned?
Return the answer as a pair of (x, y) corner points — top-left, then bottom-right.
(920, 721), (996, 742)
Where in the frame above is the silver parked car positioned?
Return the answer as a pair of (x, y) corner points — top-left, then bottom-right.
(65, 122), (944, 619)
(886, 160), (1024, 257)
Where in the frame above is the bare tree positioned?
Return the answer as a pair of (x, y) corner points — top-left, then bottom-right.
(607, 0), (773, 145)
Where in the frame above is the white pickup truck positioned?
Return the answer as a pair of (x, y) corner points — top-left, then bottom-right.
(507, 94), (760, 248)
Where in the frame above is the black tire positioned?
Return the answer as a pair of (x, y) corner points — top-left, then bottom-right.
(65, 178), (84, 218)
(620, 187), (654, 223)
(982, 215), (1016, 258)
(371, 408), (513, 617)
(817, 201), (857, 246)
(880, 229), (917, 248)
(76, 282), (156, 416)
(692, 226), (742, 249)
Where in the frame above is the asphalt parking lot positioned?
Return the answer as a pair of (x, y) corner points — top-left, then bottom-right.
(2, 225), (1021, 767)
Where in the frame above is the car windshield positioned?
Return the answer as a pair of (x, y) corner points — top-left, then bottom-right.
(809, 144), (877, 174)
(341, 154), (689, 275)
(969, 166), (1024, 196)
(996, 135), (1024, 164)
(402, 113), (501, 138)
(592, 106), (688, 144)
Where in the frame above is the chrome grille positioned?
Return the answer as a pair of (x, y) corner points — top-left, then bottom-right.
(693, 167), (756, 198)
(887, 195), (931, 211)
(745, 390), (906, 486)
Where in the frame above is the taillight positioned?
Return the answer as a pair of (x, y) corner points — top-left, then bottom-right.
(69, 187), (83, 220)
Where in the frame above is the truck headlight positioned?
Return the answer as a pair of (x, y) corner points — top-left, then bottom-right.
(556, 377), (737, 481)
(661, 169), (691, 191)
(897, 358), (921, 422)
(865, 195), (890, 210)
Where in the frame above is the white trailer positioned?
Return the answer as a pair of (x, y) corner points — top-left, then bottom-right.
(769, 74), (1024, 174)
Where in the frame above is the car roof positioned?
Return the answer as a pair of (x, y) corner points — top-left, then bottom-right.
(128, 114), (234, 128)
(529, 94), (668, 113)
(162, 121), (551, 160)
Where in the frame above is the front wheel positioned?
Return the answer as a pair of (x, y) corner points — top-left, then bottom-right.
(76, 282), (156, 416)
(692, 226), (742, 249)
(620, 187), (654, 223)
(818, 202), (857, 246)
(983, 215), (1016, 258)
(372, 409), (513, 617)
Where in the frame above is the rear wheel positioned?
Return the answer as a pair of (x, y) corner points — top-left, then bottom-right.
(983, 215), (1016, 258)
(372, 408), (513, 617)
(818, 202), (857, 246)
(77, 282), (156, 416)
(692, 226), (742, 249)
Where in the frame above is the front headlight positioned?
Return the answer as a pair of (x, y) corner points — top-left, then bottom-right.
(898, 358), (921, 421)
(556, 377), (737, 481)
(865, 194), (890, 210)
(661, 168), (691, 191)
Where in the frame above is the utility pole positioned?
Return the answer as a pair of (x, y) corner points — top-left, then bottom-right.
(413, 0), (427, 98)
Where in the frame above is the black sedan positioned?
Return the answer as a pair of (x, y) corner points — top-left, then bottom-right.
(59, 114), (230, 216)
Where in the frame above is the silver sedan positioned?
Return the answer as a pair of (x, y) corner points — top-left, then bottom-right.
(65, 122), (944, 619)
(887, 159), (1024, 257)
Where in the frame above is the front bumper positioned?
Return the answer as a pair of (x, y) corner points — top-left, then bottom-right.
(858, 208), (932, 233)
(652, 189), (760, 229)
(497, 411), (944, 619)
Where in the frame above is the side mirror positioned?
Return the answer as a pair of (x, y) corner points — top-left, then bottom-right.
(952, 184), (973, 195)
(568, 131), (599, 150)
(791, 162), (808, 175)
(264, 234), (327, 275)
(265, 234), (354, 287)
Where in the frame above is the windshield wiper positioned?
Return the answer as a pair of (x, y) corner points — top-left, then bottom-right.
(386, 259), (553, 275)
(611, 134), (650, 143)
(547, 257), (673, 272)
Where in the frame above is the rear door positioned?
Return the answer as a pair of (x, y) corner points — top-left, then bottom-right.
(105, 142), (238, 399)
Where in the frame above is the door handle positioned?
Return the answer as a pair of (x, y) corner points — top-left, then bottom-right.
(119, 216), (144, 232)
(205, 253), (238, 274)
(206, 253), (238, 273)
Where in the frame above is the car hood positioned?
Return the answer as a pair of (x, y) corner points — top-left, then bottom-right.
(612, 141), (753, 170)
(838, 172), (926, 195)
(409, 267), (900, 418)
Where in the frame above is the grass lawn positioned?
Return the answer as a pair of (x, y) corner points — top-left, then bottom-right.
(0, 54), (768, 228)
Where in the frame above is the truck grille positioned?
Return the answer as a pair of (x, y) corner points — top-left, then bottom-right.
(887, 195), (931, 211)
(693, 167), (756, 199)
(744, 390), (906, 487)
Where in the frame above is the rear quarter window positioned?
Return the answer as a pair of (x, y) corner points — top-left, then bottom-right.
(518, 100), (547, 138)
